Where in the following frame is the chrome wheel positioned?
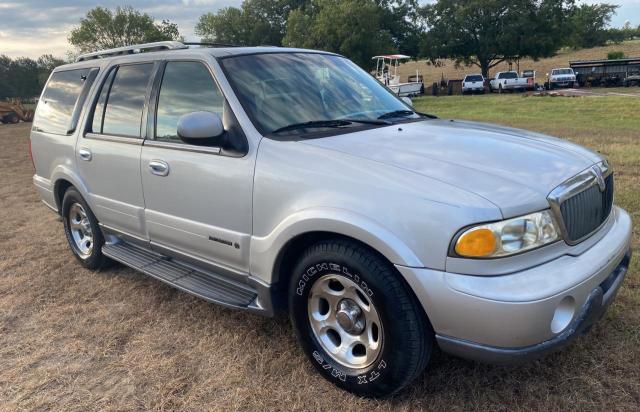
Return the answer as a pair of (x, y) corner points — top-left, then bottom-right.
(308, 274), (383, 369)
(68, 202), (93, 258)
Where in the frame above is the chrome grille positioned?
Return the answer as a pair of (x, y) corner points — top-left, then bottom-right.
(548, 162), (614, 245)
(560, 174), (614, 242)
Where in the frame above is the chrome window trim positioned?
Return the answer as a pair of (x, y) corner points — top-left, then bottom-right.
(84, 132), (143, 145)
(143, 139), (222, 155)
(547, 160), (613, 246)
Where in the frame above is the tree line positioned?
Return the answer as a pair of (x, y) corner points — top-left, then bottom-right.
(2, 1), (639, 98)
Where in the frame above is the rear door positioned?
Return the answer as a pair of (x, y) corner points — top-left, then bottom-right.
(77, 62), (157, 242)
(139, 59), (254, 275)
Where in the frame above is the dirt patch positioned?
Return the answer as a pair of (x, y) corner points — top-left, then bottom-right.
(1, 123), (639, 410)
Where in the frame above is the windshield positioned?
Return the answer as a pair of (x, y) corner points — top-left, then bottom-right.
(465, 75), (483, 82)
(220, 53), (418, 135)
(553, 69), (574, 75)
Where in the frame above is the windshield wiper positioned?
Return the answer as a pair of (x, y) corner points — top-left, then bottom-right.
(377, 110), (416, 120)
(377, 110), (438, 120)
(271, 118), (390, 134)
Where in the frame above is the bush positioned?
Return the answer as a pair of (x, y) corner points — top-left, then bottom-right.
(607, 51), (626, 60)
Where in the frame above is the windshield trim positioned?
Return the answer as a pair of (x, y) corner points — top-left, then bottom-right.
(217, 51), (427, 140)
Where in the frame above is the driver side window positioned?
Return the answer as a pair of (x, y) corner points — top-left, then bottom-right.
(155, 61), (224, 143)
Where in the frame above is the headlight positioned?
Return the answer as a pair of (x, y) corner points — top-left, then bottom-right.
(453, 210), (560, 258)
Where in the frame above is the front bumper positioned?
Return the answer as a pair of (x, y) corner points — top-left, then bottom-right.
(551, 81), (574, 87)
(397, 206), (633, 363)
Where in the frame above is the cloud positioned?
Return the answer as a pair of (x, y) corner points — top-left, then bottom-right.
(0, 0), (240, 58)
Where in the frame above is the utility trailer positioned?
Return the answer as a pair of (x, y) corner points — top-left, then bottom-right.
(570, 57), (640, 87)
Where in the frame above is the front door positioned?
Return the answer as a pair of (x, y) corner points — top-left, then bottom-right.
(140, 60), (254, 275)
(77, 62), (156, 241)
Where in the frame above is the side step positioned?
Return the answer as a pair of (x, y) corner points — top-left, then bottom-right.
(103, 242), (257, 309)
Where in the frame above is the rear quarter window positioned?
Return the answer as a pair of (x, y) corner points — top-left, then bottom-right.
(33, 68), (96, 135)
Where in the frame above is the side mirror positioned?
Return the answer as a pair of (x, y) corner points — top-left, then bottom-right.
(401, 96), (413, 107)
(177, 111), (224, 144)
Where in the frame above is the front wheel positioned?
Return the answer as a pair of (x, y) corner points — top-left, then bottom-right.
(289, 239), (432, 397)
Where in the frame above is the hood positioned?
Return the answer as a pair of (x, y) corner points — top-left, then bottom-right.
(301, 119), (602, 218)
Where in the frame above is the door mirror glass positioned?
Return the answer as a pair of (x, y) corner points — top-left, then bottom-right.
(177, 111), (224, 144)
(401, 97), (413, 107)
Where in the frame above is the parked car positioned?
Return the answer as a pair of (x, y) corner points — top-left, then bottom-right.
(489, 71), (529, 92)
(549, 68), (577, 89)
(462, 74), (485, 94)
(31, 42), (632, 397)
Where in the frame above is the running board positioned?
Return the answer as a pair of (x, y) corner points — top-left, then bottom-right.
(102, 242), (258, 309)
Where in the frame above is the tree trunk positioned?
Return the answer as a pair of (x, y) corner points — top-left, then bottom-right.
(479, 59), (490, 79)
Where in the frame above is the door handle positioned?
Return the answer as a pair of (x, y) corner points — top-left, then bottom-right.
(148, 160), (169, 177)
(78, 148), (92, 161)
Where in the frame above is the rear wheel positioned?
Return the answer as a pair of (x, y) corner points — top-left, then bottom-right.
(289, 239), (432, 397)
(62, 187), (112, 269)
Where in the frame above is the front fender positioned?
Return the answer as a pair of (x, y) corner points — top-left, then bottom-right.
(249, 207), (424, 284)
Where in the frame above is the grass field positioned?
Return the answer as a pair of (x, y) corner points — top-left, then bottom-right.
(398, 40), (640, 85)
(1, 93), (639, 410)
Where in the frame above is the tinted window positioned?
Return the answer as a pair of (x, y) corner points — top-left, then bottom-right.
(155, 62), (224, 142)
(91, 68), (116, 134)
(102, 64), (153, 137)
(34, 69), (92, 135)
(499, 72), (518, 79)
(465, 75), (483, 82)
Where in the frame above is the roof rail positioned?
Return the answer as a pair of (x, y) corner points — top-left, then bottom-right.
(183, 42), (241, 48)
(76, 41), (187, 62)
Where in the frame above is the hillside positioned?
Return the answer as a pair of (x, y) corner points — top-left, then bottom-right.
(397, 40), (640, 84)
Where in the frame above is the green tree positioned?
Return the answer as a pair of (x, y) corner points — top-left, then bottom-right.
(566, 3), (618, 48)
(420, 0), (574, 78)
(283, 0), (396, 67)
(69, 6), (180, 53)
(195, 0), (306, 46)
(0, 55), (64, 99)
(36, 55), (66, 86)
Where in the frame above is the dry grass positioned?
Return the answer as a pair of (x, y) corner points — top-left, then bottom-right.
(398, 40), (640, 84)
(1, 104), (639, 411)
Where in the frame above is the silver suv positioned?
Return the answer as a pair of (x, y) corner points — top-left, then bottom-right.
(31, 42), (632, 397)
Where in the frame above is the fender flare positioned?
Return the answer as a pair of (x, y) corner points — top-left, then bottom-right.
(50, 165), (93, 211)
(249, 207), (424, 284)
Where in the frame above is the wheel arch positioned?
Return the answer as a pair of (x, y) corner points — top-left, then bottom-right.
(251, 208), (426, 311)
(51, 166), (92, 214)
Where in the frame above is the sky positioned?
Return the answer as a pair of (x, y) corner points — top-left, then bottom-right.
(1, 0), (639, 59)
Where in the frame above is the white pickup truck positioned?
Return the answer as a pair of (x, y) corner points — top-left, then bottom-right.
(549, 68), (577, 89)
(489, 71), (529, 93)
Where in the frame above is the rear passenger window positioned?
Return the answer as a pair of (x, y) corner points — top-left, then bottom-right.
(155, 62), (224, 142)
(94, 63), (153, 137)
(34, 68), (94, 135)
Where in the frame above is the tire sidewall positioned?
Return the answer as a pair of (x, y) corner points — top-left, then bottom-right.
(289, 247), (410, 395)
(62, 188), (105, 268)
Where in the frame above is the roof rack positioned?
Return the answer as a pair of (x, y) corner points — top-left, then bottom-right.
(183, 42), (241, 48)
(75, 41), (188, 62)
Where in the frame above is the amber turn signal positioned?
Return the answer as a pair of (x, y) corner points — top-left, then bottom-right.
(455, 228), (497, 257)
